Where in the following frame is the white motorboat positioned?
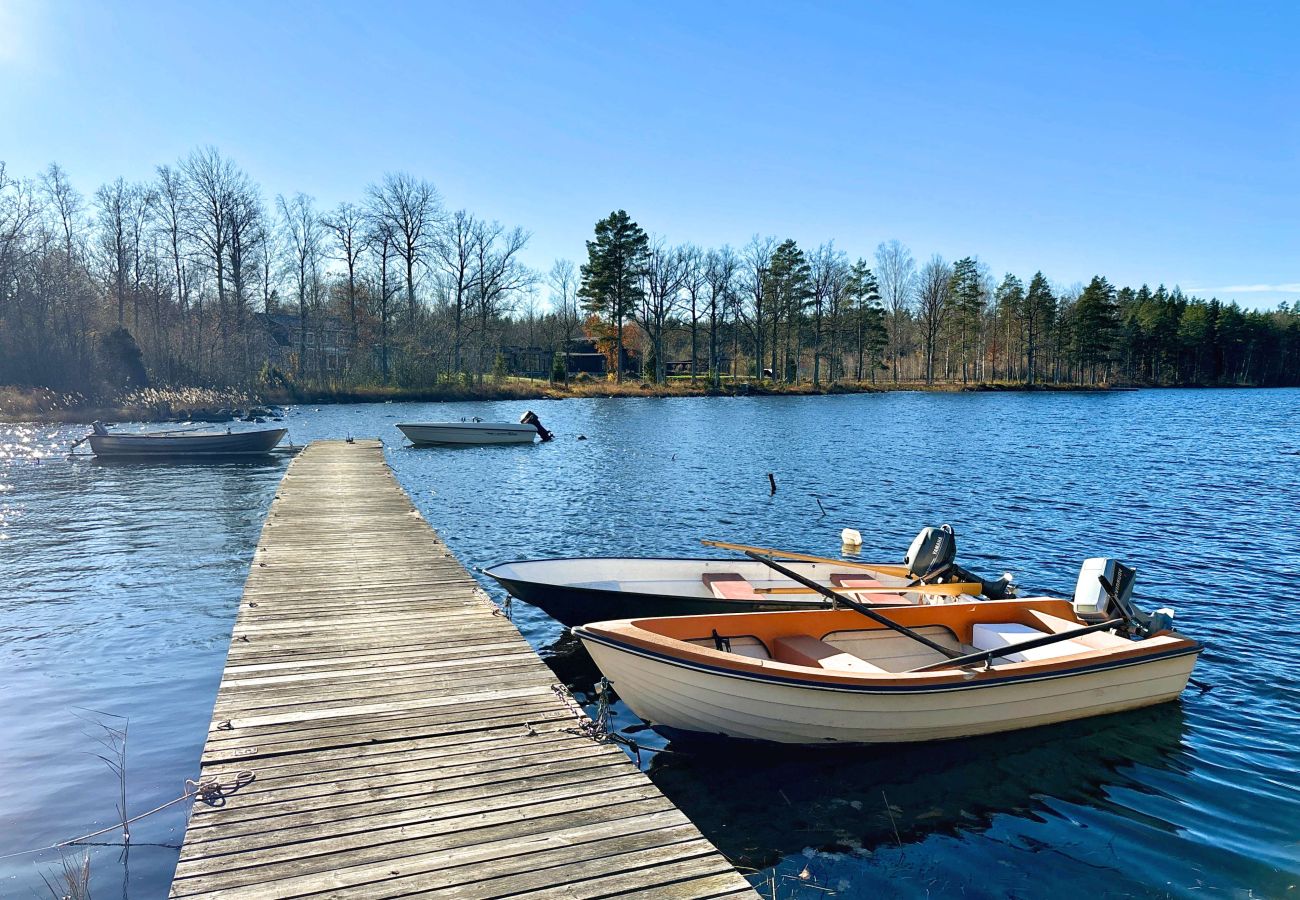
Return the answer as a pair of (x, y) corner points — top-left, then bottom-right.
(398, 410), (553, 446)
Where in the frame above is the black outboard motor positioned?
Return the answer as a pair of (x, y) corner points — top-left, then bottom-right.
(520, 410), (554, 442)
(904, 524), (958, 581)
(903, 524), (1018, 599)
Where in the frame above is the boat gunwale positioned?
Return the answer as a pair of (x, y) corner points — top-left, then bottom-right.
(575, 601), (1203, 693)
(481, 558), (849, 612)
(481, 556), (899, 589)
(578, 628), (1202, 694)
(396, 422), (537, 432)
(87, 427), (288, 456)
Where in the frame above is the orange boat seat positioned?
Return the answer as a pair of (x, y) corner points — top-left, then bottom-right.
(702, 572), (761, 601)
(772, 634), (885, 673)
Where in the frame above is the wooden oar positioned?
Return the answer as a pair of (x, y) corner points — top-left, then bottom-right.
(754, 582), (982, 597)
(907, 618), (1125, 672)
(701, 540), (911, 578)
(742, 551), (963, 660)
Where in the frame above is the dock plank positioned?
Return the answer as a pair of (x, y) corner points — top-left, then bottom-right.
(171, 440), (755, 898)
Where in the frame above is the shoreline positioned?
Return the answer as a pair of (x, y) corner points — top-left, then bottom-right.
(0, 379), (1281, 425)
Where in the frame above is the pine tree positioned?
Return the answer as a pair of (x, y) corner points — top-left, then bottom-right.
(948, 257), (984, 382)
(1073, 275), (1119, 383)
(578, 210), (649, 383)
(847, 260), (885, 381)
(765, 239), (812, 381)
(1023, 271), (1055, 385)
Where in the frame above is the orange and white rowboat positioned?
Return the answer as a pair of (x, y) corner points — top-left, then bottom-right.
(574, 597), (1202, 745)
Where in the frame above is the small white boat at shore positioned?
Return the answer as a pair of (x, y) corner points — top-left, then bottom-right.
(83, 422), (287, 457)
(575, 559), (1201, 745)
(398, 410), (554, 446)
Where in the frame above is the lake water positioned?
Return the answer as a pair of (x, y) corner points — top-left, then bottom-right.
(2, 389), (1298, 898)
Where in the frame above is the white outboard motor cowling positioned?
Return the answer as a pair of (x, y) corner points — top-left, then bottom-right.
(1073, 557), (1137, 622)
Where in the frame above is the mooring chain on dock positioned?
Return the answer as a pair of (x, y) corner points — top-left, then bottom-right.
(551, 680), (610, 742)
(549, 679), (672, 767)
(490, 591), (513, 618)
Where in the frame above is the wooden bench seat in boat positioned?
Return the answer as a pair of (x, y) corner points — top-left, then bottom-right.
(702, 572), (761, 601)
(830, 573), (911, 604)
(771, 634), (885, 673)
(829, 573), (885, 589)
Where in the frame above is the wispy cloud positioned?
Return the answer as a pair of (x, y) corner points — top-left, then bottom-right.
(1187, 283), (1300, 295)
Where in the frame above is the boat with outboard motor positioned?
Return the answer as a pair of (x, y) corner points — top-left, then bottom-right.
(575, 558), (1200, 744)
(482, 526), (1015, 627)
(398, 410), (554, 445)
(80, 422), (288, 457)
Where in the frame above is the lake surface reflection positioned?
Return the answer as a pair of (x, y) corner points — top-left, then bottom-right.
(1, 389), (1298, 897)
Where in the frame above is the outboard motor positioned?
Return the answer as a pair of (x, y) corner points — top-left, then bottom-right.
(1073, 558), (1135, 621)
(1072, 557), (1175, 636)
(519, 410), (554, 442)
(92, 421), (109, 436)
(904, 525), (957, 581)
(901, 524), (1018, 598)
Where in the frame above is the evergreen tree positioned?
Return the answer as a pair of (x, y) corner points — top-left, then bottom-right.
(1073, 275), (1119, 383)
(846, 260), (885, 381)
(948, 257), (984, 382)
(764, 239), (812, 381)
(578, 210), (649, 383)
(1022, 271), (1055, 385)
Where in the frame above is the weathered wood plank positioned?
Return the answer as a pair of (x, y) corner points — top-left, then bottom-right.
(171, 440), (754, 898)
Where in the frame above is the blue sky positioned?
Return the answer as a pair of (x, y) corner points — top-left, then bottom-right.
(1, 0), (1296, 308)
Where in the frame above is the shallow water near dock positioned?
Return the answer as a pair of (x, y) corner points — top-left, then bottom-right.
(2, 389), (1298, 898)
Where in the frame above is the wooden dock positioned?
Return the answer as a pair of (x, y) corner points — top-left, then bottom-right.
(171, 440), (756, 899)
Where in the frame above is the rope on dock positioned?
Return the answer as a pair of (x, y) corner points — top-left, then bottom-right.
(0, 770), (255, 862)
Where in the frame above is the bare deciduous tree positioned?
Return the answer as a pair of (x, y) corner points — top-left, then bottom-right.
(547, 258), (579, 382)
(367, 173), (441, 323)
(741, 236), (776, 379)
(471, 220), (533, 378)
(322, 201), (366, 347)
(638, 239), (687, 383)
(704, 246), (738, 387)
(434, 209), (478, 373)
(277, 192), (324, 377)
(917, 254), (952, 384)
(875, 239), (915, 382)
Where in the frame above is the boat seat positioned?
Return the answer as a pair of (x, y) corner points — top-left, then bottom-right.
(772, 634), (885, 673)
(830, 573), (885, 589)
(830, 574), (911, 605)
(702, 572), (760, 601)
(685, 635), (771, 660)
(971, 622), (1093, 663)
(1023, 610), (1131, 648)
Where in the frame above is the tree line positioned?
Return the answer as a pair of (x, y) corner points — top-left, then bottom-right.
(2, 152), (1297, 397)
